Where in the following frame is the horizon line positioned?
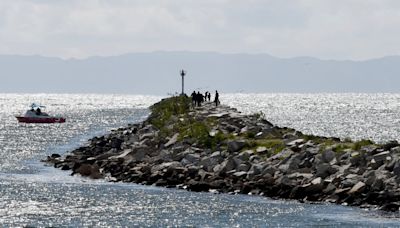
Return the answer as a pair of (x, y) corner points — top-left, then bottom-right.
(0, 50), (398, 63)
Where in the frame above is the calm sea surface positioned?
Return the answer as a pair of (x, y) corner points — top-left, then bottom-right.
(0, 93), (399, 227)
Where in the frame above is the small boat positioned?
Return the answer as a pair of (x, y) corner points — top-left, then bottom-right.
(16, 103), (66, 124)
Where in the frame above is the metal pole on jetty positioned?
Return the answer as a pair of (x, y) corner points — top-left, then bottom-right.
(180, 69), (186, 95)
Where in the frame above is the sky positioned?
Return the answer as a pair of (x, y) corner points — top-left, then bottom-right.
(1, 0), (400, 60)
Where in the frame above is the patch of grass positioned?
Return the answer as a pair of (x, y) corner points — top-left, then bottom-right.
(247, 138), (286, 156)
(332, 143), (352, 153)
(149, 96), (191, 130)
(245, 131), (256, 139)
(174, 115), (233, 149)
(352, 139), (374, 151)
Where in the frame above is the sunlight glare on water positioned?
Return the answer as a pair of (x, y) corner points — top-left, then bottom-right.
(0, 93), (399, 226)
(224, 93), (400, 143)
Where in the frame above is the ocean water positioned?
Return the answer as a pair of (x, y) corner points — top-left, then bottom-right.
(224, 93), (400, 143)
(0, 93), (399, 227)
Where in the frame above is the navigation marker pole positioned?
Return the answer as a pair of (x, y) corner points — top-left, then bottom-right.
(180, 69), (186, 95)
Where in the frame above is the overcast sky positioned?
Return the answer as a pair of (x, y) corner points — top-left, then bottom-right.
(1, 0), (400, 60)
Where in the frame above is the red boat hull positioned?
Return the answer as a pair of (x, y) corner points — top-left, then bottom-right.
(16, 116), (66, 123)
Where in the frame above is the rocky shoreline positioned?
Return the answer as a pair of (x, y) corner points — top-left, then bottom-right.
(44, 96), (400, 212)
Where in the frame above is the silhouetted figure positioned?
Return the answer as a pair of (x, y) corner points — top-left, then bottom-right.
(196, 91), (203, 107)
(191, 91), (196, 107)
(214, 90), (220, 106)
(205, 91), (211, 102)
(36, 107), (41, 115)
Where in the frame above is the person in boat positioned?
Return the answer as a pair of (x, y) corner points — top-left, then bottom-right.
(36, 107), (41, 115)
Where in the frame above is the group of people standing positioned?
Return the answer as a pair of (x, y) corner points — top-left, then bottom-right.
(191, 90), (220, 107)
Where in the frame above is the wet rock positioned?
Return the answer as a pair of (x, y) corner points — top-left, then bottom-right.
(74, 164), (102, 179)
(380, 202), (400, 212)
(51, 153), (61, 158)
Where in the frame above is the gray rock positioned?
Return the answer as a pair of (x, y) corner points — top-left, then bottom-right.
(210, 151), (222, 158)
(311, 177), (322, 185)
(139, 132), (154, 141)
(268, 148), (294, 161)
(164, 133), (179, 148)
(322, 150), (336, 163)
(236, 150), (253, 161)
(249, 164), (264, 176)
(180, 158), (192, 166)
(151, 161), (182, 173)
(256, 146), (268, 153)
(393, 160), (400, 176)
(200, 155), (224, 172)
(227, 140), (247, 152)
(233, 171), (248, 178)
(373, 151), (391, 162)
(262, 166), (277, 176)
(348, 181), (366, 194)
(391, 146), (400, 154)
(237, 163), (251, 172)
(286, 139), (305, 147)
(74, 164), (102, 179)
(249, 155), (262, 163)
(316, 163), (338, 178)
(217, 158), (237, 174)
(184, 153), (201, 164)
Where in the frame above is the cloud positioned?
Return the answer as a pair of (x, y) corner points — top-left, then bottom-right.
(0, 0), (399, 60)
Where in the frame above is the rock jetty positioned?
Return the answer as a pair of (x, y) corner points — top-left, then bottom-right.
(44, 96), (400, 212)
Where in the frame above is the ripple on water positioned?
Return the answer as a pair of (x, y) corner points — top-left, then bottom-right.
(224, 93), (400, 143)
(0, 93), (400, 226)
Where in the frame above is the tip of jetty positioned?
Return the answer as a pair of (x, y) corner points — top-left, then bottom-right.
(44, 96), (400, 212)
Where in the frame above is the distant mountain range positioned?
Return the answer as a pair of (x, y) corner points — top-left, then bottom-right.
(1, 51), (399, 94)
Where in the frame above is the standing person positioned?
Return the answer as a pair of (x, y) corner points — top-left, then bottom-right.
(207, 92), (211, 101)
(197, 91), (202, 107)
(214, 90), (220, 106)
(191, 91), (196, 107)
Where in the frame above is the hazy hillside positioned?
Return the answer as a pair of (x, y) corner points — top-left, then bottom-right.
(1, 52), (399, 95)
